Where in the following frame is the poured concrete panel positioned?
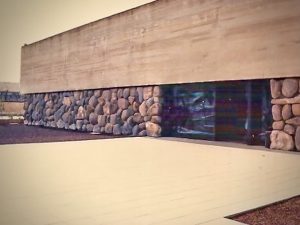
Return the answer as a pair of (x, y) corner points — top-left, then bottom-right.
(20, 0), (300, 93)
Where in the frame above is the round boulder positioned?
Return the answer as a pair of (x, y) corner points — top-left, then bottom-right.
(145, 122), (161, 137)
(270, 130), (294, 151)
(282, 78), (298, 98)
(272, 105), (282, 121)
(282, 104), (292, 120)
(284, 124), (295, 135)
(270, 79), (281, 99)
(292, 104), (300, 116)
(272, 121), (284, 130)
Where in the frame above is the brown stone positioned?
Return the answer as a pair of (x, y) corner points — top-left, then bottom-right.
(282, 78), (298, 98)
(146, 97), (154, 107)
(74, 91), (82, 100)
(117, 89), (123, 98)
(76, 106), (86, 119)
(94, 103), (103, 115)
(272, 105), (282, 121)
(137, 87), (144, 103)
(138, 122), (146, 130)
(146, 122), (162, 137)
(121, 108), (134, 121)
(111, 92), (117, 101)
(143, 86), (153, 100)
(270, 79), (281, 99)
(110, 114), (120, 125)
(272, 121), (284, 130)
(270, 130), (294, 151)
(103, 102), (112, 115)
(63, 97), (71, 106)
(286, 117), (300, 126)
(292, 104), (300, 116)
(284, 124), (295, 135)
(133, 113), (143, 123)
(153, 86), (162, 97)
(144, 116), (151, 122)
(98, 97), (106, 106)
(139, 101), (148, 116)
(118, 98), (129, 110)
(282, 104), (292, 120)
(151, 116), (162, 124)
(132, 102), (140, 112)
(147, 103), (162, 116)
(295, 127), (300, 151)
(45, 100), (54, 109)
(271, 95), (300, 105)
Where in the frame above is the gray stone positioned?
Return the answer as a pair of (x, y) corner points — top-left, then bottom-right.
(82, 124), (87, 132)
(286, 117), (300, 126)
(270, 79), (281, 99)
(64, 123), (69, 130)
(292, 104), (300, 116)
(110, 114), (120, 125)
(111, 92), (118, 101)
(74, 91), (82, 100)
(146, 97), (154, 107)
(272, 121), (284, 130)
(94, 90), (101, 98)
(143, 86), (153, 100)
(147, 103), (162, 116)
(88, 96), (98, 107)
(138, 122), (146, 130)
(56, 119), (65, 129)
(139, 101), (148, 117)
(54, 108), (64, 122)
(45, 100), (54, 109)
(151, 116), (162, 124)
(272, 105), (282, 121)
(128, 96), (135, 104)
(45, 108), (53, 117)
(93, 124), (101, 133)
(146, 122), (161, 137)
(117, 89), (123, 98)
(138, 130), (147, 136)
(282, 78), (298, 98)
(270, 130), (294, 151)
(132, 125), (139, 136)
(98, 115), (107, 127)
(121, 108), (134, 121)
(295, 127), (300, 151)
(110, 101), (118, 114)
(105, 123), (113, 134)
(118, 98), (129, 110)
(153, 86), (162, 97)
(133, 113), (143, 123)
(94, 103), (103, 115)
(76, 120), (84, 130)
(86, 124), (94, 132)
(123, 88), (130, 99)
(86, 105), (94, 118)
(284, 124), (295, 135)
(62, 112), (70, 123)
(102, 90), (111, 101)
(137, 87), (144, 103)
(89, 112), (98, 125)
(121, 122), (132, 135)
(282, 104), (292, 120)
(130, 87), (137, 97)
(113, 124), (122, 135)
(127, 116), (134, 125)
(69, 124), (76, 130)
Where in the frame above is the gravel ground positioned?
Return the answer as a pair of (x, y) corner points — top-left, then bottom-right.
(231, 195), (300, 225)
(0, 124), (120, 144)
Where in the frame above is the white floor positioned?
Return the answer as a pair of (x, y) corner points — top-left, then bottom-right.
(0, 138), (299, 225)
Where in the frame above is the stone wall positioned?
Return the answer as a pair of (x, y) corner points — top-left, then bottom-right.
(270, 78), (300, 151)
(23, 86), (163, 137)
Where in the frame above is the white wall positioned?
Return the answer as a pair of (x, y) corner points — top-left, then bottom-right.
(0, 0), (154, 83)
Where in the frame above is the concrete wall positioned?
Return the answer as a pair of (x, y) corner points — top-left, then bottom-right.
(21, 0), (300, 94)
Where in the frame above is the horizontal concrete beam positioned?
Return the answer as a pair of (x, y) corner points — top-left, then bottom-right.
(21, 0), (300, 94)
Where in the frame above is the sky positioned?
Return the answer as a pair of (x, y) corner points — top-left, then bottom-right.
(0, 0), (154, 83)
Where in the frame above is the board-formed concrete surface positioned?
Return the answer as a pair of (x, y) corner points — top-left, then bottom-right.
(0, 138), (299, 225)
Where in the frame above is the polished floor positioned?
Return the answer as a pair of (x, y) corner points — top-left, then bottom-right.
(0, 138), (299, 225)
